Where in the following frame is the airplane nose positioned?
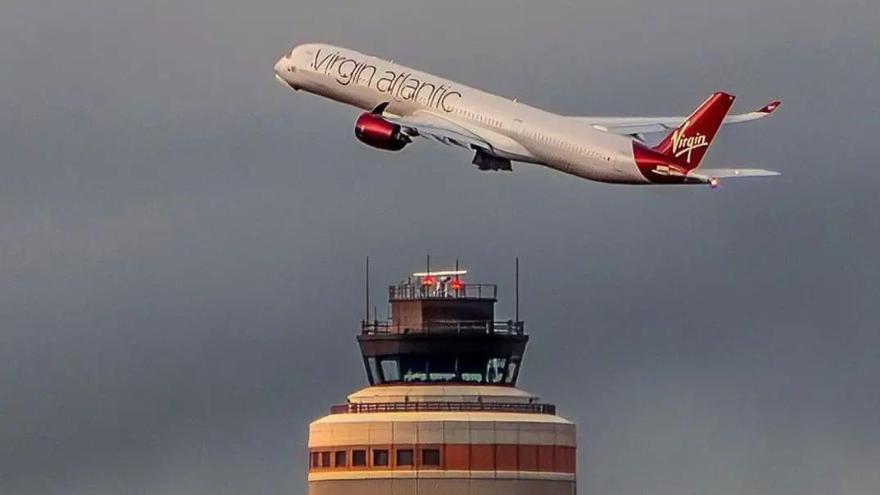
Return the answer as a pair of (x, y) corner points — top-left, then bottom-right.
(274, 57), (287, 76)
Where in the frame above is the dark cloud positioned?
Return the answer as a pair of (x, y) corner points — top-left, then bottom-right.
(1, 0), (877, 494)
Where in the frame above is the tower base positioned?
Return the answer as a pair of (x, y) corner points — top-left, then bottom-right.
(307, 385), (576, 495)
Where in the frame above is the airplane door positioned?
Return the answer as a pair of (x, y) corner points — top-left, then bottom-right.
(511, 118), (524, 135)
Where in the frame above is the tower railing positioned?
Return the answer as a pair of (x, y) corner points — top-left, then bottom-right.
(389, 283), (497, 301)
(329, 401), (556, 415)
(361, 319), (524, 336)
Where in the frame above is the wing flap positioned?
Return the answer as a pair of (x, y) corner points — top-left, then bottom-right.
(381, 108), (533, 159)
(381, 111), (494, 152)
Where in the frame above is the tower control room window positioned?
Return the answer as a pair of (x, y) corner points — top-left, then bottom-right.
(486, 357), (507, 384)
(320, 451), (331, 468)
(459, 356), (485, 383)
(310, 452), (320, 469)
(335, 450), (347, 468)
(352, 449), (367, 467)
(505, 361), (519, 384)
(400, 355), (428, 382)
(371, 354), (518, 385)
(427, 356), (456, 382)
(379, 358), (400, 382)
(366, 357), (380, 385)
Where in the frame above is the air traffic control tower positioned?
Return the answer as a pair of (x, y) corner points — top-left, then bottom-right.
(306, 266), (576, 495)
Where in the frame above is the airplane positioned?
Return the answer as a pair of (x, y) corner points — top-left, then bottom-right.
(273, 43), (781, 187)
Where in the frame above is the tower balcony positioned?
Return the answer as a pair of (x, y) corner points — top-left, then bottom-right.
(361, 319), (524, 336)
(389, 282), (498, 301)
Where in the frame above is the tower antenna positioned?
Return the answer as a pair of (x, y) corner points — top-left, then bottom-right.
(365, 256), (370, 322)
(515, 257), (520, 322)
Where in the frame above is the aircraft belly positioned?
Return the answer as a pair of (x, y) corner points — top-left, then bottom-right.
(534, 147), (644, 184)
(612, 151), (652, 184)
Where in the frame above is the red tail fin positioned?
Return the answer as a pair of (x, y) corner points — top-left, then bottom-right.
(654, 92), (735, 170)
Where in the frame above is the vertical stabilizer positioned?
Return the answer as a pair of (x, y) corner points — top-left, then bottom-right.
(653, 92), (735, 170)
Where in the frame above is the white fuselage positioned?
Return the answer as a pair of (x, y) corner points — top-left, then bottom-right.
(274, 44), (648, 183)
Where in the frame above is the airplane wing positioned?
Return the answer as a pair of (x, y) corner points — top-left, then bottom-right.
(573, 100), (781, 138)
(375, 105), (495, 152)
(375, 104), (532, 170)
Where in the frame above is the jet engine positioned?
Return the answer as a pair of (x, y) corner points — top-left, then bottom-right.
(354, 113), (411, 151)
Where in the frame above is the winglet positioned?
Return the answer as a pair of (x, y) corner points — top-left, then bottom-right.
(757, 100), (782, 114)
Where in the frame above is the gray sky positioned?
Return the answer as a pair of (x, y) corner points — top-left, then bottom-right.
(1, 0), (878, 494)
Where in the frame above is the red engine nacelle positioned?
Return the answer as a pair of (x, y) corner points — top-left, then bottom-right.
(354, 113), (411, 151)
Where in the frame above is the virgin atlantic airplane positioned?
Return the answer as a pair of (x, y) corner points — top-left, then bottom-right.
(273, 43), (781, 187)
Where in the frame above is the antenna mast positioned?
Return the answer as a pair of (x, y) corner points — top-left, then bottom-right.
(365, 256), (370, 322)
(515, 257), (520, 321)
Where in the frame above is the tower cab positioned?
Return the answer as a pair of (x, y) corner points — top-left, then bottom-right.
(359, 271), (526, 387)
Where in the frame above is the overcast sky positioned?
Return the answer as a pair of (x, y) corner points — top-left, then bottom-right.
(1, 1), (878, 494)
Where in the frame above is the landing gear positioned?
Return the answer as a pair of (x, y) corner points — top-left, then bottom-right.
(472, 149), (512, 171)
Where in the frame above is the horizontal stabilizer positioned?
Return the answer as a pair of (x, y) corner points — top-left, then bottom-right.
(684, 167), (780, 187)
(696, 168), (780, 178)
(575, 99), (782, 137)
